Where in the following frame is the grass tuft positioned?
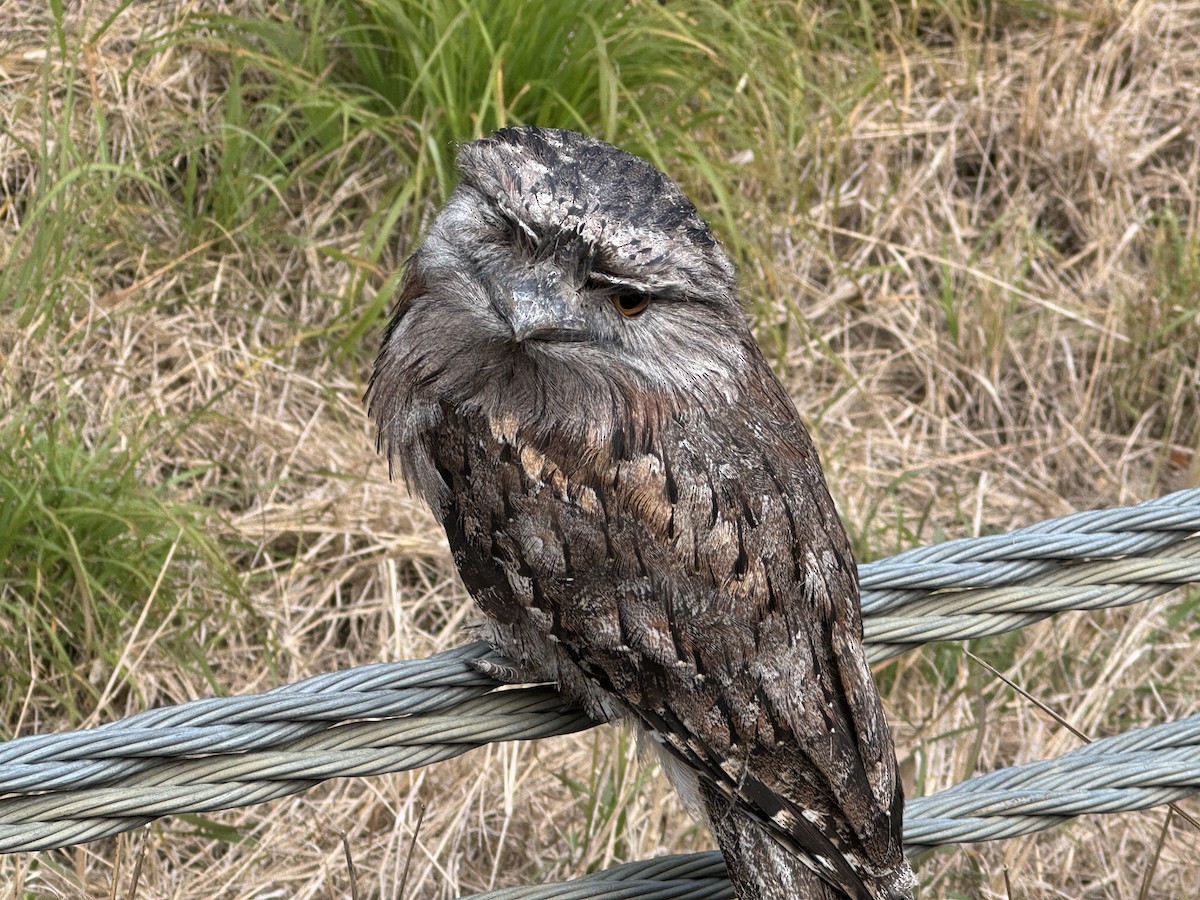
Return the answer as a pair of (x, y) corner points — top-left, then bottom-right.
(0, 403), (242, 726)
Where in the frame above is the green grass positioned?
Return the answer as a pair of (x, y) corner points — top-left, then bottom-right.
(159, 0), (934, 332)
(1112, 211), (1200, 436)
(554, 726), (661, 872)
(0, 402), (242, 726)
(0, 4), (255, 729)
(174, 1), (715, 227)
(0, 4), (159, 328)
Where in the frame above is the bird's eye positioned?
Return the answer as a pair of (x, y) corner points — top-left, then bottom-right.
(612, 293), (649, 316)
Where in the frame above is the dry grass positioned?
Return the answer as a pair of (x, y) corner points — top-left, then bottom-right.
(2, 0), (1198, 897)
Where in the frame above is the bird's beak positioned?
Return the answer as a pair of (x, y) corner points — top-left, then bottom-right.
(503, 273), (591, 343)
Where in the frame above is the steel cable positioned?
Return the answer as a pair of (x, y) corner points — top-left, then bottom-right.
(463, 712), (1200, 898)
(0, 489), (1196, 866)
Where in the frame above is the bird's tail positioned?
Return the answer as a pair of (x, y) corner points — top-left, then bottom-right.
(701, 788), (916, 900)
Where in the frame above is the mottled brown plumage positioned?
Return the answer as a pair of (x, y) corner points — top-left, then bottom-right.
(368, 126), (914, 899)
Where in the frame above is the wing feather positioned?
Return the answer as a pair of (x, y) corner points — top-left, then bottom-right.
(426, 369), (906, 896)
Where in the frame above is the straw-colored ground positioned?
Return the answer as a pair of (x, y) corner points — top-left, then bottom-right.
(2, 1), (1198, 897)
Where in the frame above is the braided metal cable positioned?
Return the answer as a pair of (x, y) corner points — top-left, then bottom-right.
(901, 712), (1200, 852)
(463, 712), (1200, 899)
(0, 490), (1196, 858)
(469, 852), (734, 900)
(860, 488), (1200, 660)
(0, 646), (591, 853)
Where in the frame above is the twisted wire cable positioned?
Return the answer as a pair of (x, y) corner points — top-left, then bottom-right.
(860, 487), (1200, 660)
(463, 712), (1200, 899)
(0, 490), (1196, 856)
(0, 645), (588, 852)
(467, 852), (734, 900)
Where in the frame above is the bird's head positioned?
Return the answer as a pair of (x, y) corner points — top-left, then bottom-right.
(369, 127), (758, 455)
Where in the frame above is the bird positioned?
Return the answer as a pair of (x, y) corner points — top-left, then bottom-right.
(367, 126), (915, 900)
